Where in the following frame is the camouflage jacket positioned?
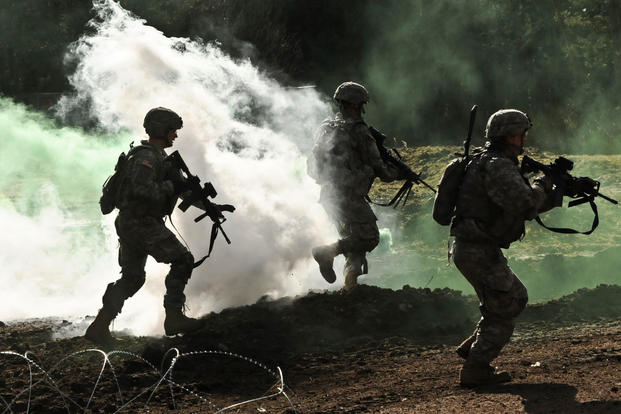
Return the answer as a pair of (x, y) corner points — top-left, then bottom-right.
(118, 140), (181, 218)
(307, 112), (402, 198)
(450, 145), (553, 248)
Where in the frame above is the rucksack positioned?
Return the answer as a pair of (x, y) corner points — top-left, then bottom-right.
(432, 155), (470, 226)
(99, 144), (154, 214)
(433, 105), (480, 226)
(99, 151), (131, 215)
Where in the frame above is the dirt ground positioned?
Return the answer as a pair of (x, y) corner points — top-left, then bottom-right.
(1, 285), (621, 413)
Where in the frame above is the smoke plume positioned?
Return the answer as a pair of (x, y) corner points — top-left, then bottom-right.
(2, 0), (336, 335)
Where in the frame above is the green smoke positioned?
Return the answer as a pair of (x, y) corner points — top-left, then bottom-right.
(0, 96), (137, 320)
(0, 97), (127, 218)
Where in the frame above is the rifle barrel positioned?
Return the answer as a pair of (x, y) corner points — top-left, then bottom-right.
(418, 179), (437, 193)
(597, 192), (618, 205)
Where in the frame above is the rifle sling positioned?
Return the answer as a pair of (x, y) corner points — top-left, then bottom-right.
(366, 180), (413, 208)
(534, 196), (599, 235)
(192, 222), (220, 268)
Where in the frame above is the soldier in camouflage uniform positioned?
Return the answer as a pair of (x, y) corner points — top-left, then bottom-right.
(451, 109), (560, 386)
(85, 107), (234, 343)
(308, 82), (408, 291)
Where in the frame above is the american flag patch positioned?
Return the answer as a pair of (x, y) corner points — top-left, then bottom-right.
(141, 159), (153, 169)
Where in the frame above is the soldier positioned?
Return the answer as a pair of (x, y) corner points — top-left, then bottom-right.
(451, 109), (559, 386)
(85, 107), (233, 343)
(308, 82), (408, 291)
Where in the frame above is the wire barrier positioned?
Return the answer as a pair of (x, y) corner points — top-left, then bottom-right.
(0, 348), (299, 413)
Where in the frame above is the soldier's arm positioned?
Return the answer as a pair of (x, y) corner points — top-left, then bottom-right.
(127, 150), (175, 204)
(484, 156), (548, 220)
(356, 125), (401, 182)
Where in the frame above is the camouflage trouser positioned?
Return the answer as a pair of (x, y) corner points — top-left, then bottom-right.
(452, 239), (528, 365)
(336, 219), (379, 286)
(101, 213), (194, 315)
(321, 193), (379, 286)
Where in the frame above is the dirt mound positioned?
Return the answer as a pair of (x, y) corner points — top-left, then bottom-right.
(158, 283), (621, 362)
(521, 284), (621, 324)
(176, 285), (478, 357)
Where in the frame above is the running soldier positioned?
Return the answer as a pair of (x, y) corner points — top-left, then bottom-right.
(308, 82), (409, 291)
(85, 107), (233, 343)
(451, 109), (560, 386)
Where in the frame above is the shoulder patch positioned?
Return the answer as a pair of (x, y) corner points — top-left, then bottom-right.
(141, 159), (153, 169)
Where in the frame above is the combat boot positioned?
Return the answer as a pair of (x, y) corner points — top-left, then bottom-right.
(84, 307), (116, 345)
(341, 254), (365, 292)
(312, 242), (341, 284)
(342, 271), (360, 292)
(459, 359), (512, 387)
(164, 308), (203, 336)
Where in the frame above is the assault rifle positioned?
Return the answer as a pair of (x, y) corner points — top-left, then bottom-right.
(167, 150), (233, 266)
(368, 126), (436, 208)
(520, 155), (617, 234)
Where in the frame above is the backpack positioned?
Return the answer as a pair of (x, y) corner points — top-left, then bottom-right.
(99, 151), (131, 215)
(432, 156), (470, 225)
(307, 118), (352, 184)
(99, 144), (154, 214)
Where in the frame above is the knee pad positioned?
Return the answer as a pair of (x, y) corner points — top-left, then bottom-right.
(173, 251), (194, 268)
(124, 273), (146, 297)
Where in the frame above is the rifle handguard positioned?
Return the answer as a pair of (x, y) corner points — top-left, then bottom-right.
(178, 197), (194, 212)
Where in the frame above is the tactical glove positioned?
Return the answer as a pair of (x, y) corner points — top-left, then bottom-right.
(533, 175), (554, 192)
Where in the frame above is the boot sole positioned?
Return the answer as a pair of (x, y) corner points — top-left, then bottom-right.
(312, 249), (337, 283)
(456, 348), (469, 359)
(460, 373), (512, 387)
(84, 331), (116, 345)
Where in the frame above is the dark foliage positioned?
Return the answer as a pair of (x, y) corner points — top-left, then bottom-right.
(1, 0), (620, 152)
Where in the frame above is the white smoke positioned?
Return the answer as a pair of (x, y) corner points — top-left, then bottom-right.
(41, 0), (336, 334)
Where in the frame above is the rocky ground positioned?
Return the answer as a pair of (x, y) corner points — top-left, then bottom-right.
(1, 284), (621, 413)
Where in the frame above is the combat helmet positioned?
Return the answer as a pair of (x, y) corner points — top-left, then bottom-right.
(485, 109), (532, 140)
(333, 82), (369, 105)
(143, 107), (183, 137)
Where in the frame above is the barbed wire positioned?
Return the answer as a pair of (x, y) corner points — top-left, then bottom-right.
(0, 347), (299, 413)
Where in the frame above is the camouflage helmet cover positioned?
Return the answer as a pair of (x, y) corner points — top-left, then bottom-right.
(143, 107), (183, 136)
(485, 109), (532, 140)
(333, 81), (370, 104)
